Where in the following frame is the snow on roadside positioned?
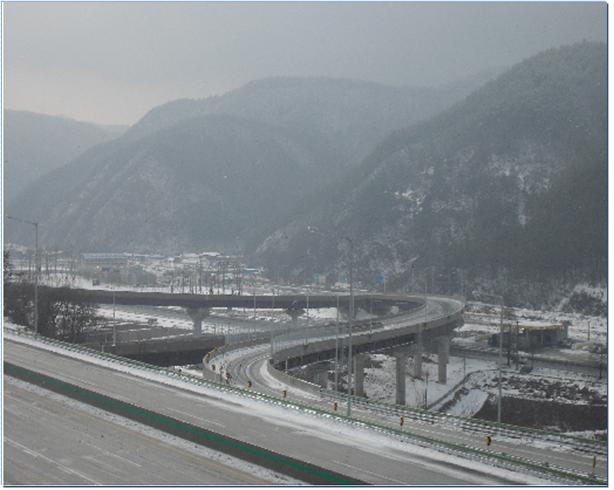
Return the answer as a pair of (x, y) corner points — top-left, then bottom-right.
(5, 376), (303, 485)
(445, 389), (489, 417)
(2, 328), (554, 484)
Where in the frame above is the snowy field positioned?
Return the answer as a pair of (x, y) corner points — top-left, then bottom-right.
(464, 298), (606, 344)
(356, 350), (606, 423)
(95, 304), (339, 340)
(362, 353), (498, 412)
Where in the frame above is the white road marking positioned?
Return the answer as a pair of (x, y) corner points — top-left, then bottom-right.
(331, 459), (406, 484)
(83, 455), (122, 473)
(166, 407), (226, 428)
(86, 441), (144, 468)
(6, 438), (100, 485)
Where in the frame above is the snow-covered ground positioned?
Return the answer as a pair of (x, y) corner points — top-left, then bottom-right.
(362, 353), (497, 411)
(95, 303), (339, 341)
(355, 349), (606, 422)
(464, 300), (606, 344)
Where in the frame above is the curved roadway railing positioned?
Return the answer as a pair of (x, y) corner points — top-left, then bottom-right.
(270, 296), (465, 364)
(19, 285), (426, 311)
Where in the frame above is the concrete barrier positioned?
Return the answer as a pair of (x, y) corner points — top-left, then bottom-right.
(272, 310), (463, 366)
(266, 360), (323, 395)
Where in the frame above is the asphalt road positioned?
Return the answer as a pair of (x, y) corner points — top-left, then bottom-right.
(220, 341), (607, 480)
(5, 339), (530, 485)
(3, 377), (280, 485)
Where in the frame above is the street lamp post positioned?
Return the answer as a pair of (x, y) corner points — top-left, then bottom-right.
(474, 290), (504, 423)
(335, 294), (340, 392)
(342, 237), (355, 417)
(306, 226), (355, 416)
(6, 216), (39, 334)
(497, 295), (503, 423)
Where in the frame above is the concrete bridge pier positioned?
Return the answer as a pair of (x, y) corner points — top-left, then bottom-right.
(395, 349), (410, 405)
(413, 342), (423, 379)
(354, 354), (368, 397)
(186, 307), (210, 335)
(315, 370), (329, 389)
(337, 305), (350, 320)
(285, 308), (305, 328)
(338, 305), (362, 321)
(437, 335), (450, 384)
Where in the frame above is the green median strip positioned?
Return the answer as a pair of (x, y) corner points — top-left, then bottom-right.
(4, 362), (365, 486)
(5, 333), (605, 485)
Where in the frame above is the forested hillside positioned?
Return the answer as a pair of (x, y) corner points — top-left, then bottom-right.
(4, 110), (125, 204)
(6, 75), (490, 252)
(255, 42), (606, 306)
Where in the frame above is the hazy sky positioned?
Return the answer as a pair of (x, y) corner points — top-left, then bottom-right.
(4, 2), (606, 126)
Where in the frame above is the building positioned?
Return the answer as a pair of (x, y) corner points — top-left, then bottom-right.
(81, 253), (130, 268)
(490, 322), (569, 350)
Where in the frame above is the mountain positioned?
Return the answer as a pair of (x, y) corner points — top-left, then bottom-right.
(3, 110), (127, 204)
(127, 75), (499, 173)
(7, 114), (326, 252)
(255, 42), (607, 305)
(7, 74), (493, 253)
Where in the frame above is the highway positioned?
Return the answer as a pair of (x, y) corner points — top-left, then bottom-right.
(4, 338), (542, 485)
(4, 377), (283, 485)
(216, 341), (606, 480)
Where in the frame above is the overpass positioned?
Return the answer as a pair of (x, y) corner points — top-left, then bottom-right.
(35, 286), (420, 311)
(13, 285), (463, 397)
(222, 295), (464, 406)
(27, 285), (424, 335)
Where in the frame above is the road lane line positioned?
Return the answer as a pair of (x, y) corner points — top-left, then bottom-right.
(5, 438), (100, 485)
(331, 459), (406, 484)
(166, 407), (226, 428)
(86, 441), (144, 468)
(83, 455), (124, 475)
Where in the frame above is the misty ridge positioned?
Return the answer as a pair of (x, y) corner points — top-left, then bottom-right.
(5, 41), (606, 308)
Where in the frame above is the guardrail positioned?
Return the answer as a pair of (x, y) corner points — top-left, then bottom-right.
(270, 301), (463, 366)
(266, 359), (323, 394)
(4, 326), (605, 485)
(319, 388), (606, 456)
(5, 361), (364, 485)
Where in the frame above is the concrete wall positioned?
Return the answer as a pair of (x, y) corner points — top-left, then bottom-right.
(108, 335), (225, 366)
(266, 360), (323, 395)
(272, 312), (462, 366)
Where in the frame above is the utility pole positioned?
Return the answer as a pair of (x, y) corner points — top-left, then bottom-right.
(343, 237), (355, 417)
(198, 256), (203, 294)
(515, 321), (520, 371)
(425, 371), (429, 409)
(598, 347), (604, 380)
(473, 290), (504, 423)
(507, 321), (512, 366)
(498, 296), (504, 423)
(335, 295), (340, 392)
(588, 320), (591, 342)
